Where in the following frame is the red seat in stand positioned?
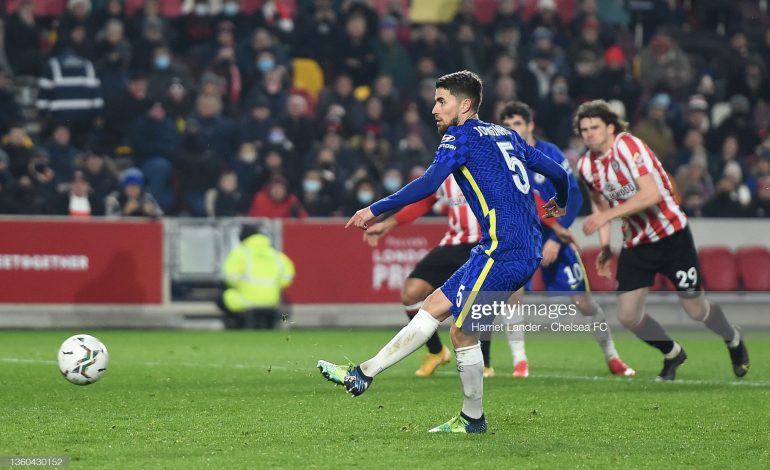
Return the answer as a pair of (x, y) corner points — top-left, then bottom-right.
(736, 246), (770, 291)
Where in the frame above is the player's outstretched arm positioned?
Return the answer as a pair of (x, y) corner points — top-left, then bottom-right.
(583, 173), (662, 235)
(363, 195), (437, 247)
(368, 163), (452, 218)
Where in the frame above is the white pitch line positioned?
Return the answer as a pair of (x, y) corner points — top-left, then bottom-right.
(0, 357), (56, 365)
(4, 357), (767, 388)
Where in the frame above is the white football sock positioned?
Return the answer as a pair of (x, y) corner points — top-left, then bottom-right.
(456, 342), (484, 420)
(506, 328), (527, 364)
(503, 305), (527, 364)
(360, 309), (439, 377)
(586, 306), (619, 360)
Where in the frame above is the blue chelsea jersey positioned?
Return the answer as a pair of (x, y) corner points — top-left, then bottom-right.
(370, 118), (570, 261)
(432, 119), (564, 260)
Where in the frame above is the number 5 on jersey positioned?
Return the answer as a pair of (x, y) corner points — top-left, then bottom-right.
(496, 142), (530, 194)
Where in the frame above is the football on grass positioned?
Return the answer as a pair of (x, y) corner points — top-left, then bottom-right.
(57, 334), (109, 385)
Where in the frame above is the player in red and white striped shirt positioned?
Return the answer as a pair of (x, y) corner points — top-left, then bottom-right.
(578, 130), (687, 249)
(363, 175), (482, 377)
(575, 100), (749, 381)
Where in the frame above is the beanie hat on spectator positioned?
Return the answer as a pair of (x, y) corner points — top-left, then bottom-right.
(649, 93), (671, 110)
(603, 46), (625, 66)
(122, 168), (145, 187)
(687, 94), (709, 112)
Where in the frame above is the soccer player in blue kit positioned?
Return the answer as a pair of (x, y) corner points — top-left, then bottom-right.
(481, 101), (635, 378)
(317, 71), (571, 433)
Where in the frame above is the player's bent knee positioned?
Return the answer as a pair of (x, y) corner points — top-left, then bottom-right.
(616, 308), (641, 328)
(680, 294), (708, 321)
(421, 289), (452, 322)
(401, 278), (434, 306)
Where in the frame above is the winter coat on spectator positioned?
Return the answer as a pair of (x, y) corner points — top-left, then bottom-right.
(83, 164), (118, 204)
(105, 189), (163, 218)
(248, 176), (307, 218)
(173, 126), (222, 193)
(4, 7), (44, 76)
(127, 113), (180, 163)
(45, 140), (80, 182)
(193, 114), (238, 166)
(36, 49), (104, 135)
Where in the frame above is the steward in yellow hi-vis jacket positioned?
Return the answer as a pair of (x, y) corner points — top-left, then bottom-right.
(216, 225), (295, 329)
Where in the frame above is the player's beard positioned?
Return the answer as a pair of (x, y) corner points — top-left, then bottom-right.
(437, 115), (460, 135)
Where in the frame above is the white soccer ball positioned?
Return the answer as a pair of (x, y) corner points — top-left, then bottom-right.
(57, 334), (109, 385)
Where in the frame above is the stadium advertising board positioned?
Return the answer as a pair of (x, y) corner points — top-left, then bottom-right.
(282, 220), (446, 303)
(0, 219), (163, 304)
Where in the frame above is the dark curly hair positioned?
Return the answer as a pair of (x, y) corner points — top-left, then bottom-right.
(572, 100), (628, 136)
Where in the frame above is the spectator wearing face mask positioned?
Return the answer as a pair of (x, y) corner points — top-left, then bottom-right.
(300, 169), (338, 216)
(248, 175), (307, 218)
(381, 167), (403, 195)
(344, 178), (378, 216)
(147, 45), (193, 101)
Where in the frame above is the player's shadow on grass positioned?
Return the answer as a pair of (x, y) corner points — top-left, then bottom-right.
(74, 251), (147, 304)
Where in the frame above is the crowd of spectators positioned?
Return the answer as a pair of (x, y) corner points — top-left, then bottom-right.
(0, 0), (769, 219)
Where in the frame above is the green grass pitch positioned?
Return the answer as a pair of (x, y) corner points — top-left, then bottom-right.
(2, 329), (769, 468)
